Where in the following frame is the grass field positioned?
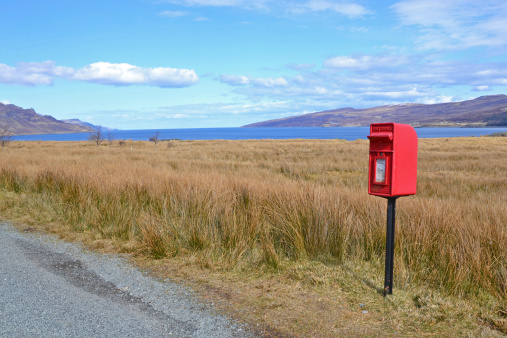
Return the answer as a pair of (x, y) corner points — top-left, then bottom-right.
(0, 137), (505, 336)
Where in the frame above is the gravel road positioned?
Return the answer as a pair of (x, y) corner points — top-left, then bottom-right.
(0, 222), (252, 337)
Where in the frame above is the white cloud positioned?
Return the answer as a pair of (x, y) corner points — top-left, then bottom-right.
(324, 55), (411, 70)
(392, 0), (507, 49)
(421, 95), (456, 104)
(162, 0), (269, 10)
(159, 10), (187, 17)
(324, 56), (365, 69)
(73, 62), (199, 87)
(474, 85), (490, 91)
(362, 87), (428, 100)
(153, 101), (293, 120)
(1, 100), (10, 105)
(158, 10), (209, 21)
(0, 61), (72, 86)
(291, 0), (371, 17)
(0, 61), (199, 88)
(219, 74), (250, 86)
(172, 0), (244, 5)
(251, 77), (288, 87)
(220, 74), (288, 87)
(294, 75), (305, 83)
(218, 51), (507, 110)
(16, 61), (74, 77)
(163, 0), (370, 16)
(218, 101), (291, 114)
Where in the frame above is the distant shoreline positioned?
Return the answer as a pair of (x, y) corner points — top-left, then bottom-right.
(9, 126), (507, 142)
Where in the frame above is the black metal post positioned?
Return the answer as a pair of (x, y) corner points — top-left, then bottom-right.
(384, 197), (398, 296)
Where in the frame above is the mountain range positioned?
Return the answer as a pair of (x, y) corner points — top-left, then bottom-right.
(61, 119), (116, 131)
(0, 103), (96, 135)
(2, 95), (507, 135)
(243, 95), (507, 128)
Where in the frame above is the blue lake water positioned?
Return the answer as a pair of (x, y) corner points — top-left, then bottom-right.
(13, 127), (507, 142)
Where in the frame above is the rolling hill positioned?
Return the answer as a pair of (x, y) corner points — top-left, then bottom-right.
(243, 95), (507, 127)
(61, 119), (116, 131)
(0, 103), (94, 135)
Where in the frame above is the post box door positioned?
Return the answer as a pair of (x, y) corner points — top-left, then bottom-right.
(373, 153), (388, 185)
(369, 151), (392, 195)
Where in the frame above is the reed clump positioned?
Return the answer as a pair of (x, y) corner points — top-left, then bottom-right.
(0, 138), (505, 303)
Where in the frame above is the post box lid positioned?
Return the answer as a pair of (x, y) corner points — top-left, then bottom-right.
(367, 132), (393, 141)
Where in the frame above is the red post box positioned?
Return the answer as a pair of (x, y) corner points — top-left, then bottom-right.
(368, 123), (418, 197)
(367, 122), (418, 295)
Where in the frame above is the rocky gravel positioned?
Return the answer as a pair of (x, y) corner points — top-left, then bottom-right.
(0, 222), (252, 337)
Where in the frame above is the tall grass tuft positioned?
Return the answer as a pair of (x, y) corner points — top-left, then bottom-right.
(0, 138), (505, 300)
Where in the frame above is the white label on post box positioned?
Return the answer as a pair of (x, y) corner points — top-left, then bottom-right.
(375, 158), (386, 183)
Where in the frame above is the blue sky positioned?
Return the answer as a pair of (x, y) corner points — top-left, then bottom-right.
(1, 0), (507, 129)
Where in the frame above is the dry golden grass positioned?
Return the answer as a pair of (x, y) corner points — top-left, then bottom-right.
(0, 136), (505, 336)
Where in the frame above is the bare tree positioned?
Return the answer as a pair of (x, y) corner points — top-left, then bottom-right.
(0, 125), (14, 148)
(149, 132), (160, 149)
(107, 131), (115, 148)
(88, 127), (104, 147)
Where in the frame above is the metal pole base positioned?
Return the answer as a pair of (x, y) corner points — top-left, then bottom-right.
(384, 197), (398, 296)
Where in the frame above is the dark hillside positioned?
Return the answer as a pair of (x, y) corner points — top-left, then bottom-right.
(0, 103), (94, 135)
(244, 95), (507, 127)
